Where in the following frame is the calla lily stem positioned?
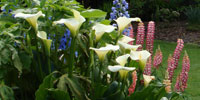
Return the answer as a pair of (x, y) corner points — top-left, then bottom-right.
(69, 36), (76, 77)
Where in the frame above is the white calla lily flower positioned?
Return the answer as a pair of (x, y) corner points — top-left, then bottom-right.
(37, 31), (52, 56)
(119, 35), (135, 44)
(108, 65), (135, 79)
(143, 74), (155, 87)
(14, 11), (45, 31)
(92, 23), (116, 41)
(118, 41), (141, 51)
(115, 17), (141, 34)
(53, 9), (85, 37)
(130, 50), (151, 71)
(116, 54), (130, 66)
(90, 44), (119, 61)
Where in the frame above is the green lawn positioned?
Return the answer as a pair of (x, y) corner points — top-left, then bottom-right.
(153, 40), (200, 100)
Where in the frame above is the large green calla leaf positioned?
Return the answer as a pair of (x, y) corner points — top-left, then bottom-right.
(81, 9), (107, 18)
(35, 73), (56, 100)
(103, 81), (119, 97)
(0, 83), (15, 100)
(57, 74), (87, 100)
(48, 88), (71, 100)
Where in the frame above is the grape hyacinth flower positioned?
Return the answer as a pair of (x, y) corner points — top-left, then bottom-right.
(59, 29), (71, 50)
(110, 0), (132, 36)
(143, 57), (152, 75)
(180, 51), (190, 91)
(136, 22), (145, 51)
(128, 71), (137, 96)
(153, 46), (163, 69)
(167, 54), (175, 82)
(173, 39), (184, 69)
(146, 21), (155, 54)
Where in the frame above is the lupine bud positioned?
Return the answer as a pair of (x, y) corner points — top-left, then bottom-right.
(143, 57), (152, 75)
(174, 74), (182, 92)
(173, 39), (184, 69)
(153, 46), (163, 69)
(180, 51), (190, 91)
(146, 21), (155, 54)
(163, 71), (172, 93)
(167, 54), (175, 82)
(136, 22), (145, 51)
(128, 71), (137, 96)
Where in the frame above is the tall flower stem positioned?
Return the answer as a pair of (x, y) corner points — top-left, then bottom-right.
(69, 36), (76, 77)
(34, 30), (44, 79)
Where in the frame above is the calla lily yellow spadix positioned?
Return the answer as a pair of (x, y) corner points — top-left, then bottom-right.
(115, 17), (141, 34)
(108, 65), (135, 79)
(116, 54), (130, 66)
(130, 50), (151, 71)
(143, 74), (155, 87)
(37, 31), (52, 56)
(14, 11), (45, 31)
(53, 9), (86, 37)
(92, 23), (116, 41)
(118, 41), (141, 51)
(119, 35), (135, 44)
(90, 44), (119, 61)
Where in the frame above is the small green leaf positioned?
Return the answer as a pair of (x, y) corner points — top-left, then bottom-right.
(81, 9), (107, 18)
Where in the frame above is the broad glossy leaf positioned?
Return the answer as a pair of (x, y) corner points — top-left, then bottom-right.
(81, 9), (107, 18)
(0, 83), (14, 100)
(103, 81), (119, 97)
(35, 73), (56, 100)
(57, 74), (87, 100)
(48, 88), (71, 100)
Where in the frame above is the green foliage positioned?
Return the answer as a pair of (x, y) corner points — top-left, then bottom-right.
(0, 82), (15, 100)
(0, 0), (192, 100)
(185, 6), (200, 25)
(81, 9), (107, 18)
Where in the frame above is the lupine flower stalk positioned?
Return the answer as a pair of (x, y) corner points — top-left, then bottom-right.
(167, 54), (175, 82)
(173, 39), (184, 69)
(153, 46), (163, 69)
(136, 22), (145, 51)
(128, 71), (137, 96)
(180, 51), (190, 91)
(143, 57), (152, 75)
(174, 74), (182, 92)
(146, 21), (155, 54)
(128, 24), (134, 45)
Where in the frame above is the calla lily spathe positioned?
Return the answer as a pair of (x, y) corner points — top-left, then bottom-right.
(130, 50), (151, 71)
(92, 23), (116, 41)
(90, 44), (119, 61)
(118, 41), (141, 51)
(108, 65), (135, 79)
(53, 9), (86, 37)
(115, 17), (141, 34)
(119, 35), (135, 44)
(14, 11), (45, 31)
(143, 74), (155, 87)
(116, 54), (130, 66)
(37, 31), (52, 56)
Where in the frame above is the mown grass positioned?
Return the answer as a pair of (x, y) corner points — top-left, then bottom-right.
(153, 40), (200, 100)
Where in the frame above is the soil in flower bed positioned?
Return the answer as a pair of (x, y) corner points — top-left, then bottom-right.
(132, 21), (200, 45)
